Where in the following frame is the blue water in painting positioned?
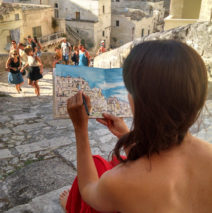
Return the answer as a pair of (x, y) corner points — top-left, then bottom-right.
(55, 64), (128, 102)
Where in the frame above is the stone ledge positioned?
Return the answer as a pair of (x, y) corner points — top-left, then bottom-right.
(4, 186), (70, 213)
(15, 137), (73, 154)
(0, 149), (13, 160)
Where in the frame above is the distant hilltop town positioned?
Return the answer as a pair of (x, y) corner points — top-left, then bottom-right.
(54, 75), (132, 118)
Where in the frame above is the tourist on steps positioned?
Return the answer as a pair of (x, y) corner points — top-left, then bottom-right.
(6, 49), (24, 94)
(61, 38), (71, 65)
(71, 46), (79, 66)
(33, 36), (42, 58)
(53, 46), (62, 68)
(78, 44), (90, 66)
(22, 47), (43, 96)
(60, 40), (212, 213)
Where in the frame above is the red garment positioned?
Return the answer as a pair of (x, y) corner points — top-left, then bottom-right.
(66, 155), (123, 213)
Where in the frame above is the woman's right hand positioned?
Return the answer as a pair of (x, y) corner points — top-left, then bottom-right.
(96, 113), (129, 138)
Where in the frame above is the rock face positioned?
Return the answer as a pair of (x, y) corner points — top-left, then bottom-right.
(94, 21), (212, 80)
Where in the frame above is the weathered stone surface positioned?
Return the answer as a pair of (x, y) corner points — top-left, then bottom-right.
(0, 129), (11, 136)
(12, 112), (38, 120)
(0, 149), (13, 159)
(4, 186), (70, 213)
(15, 136), (73, 154)
(13, 123), (47, 133)
(1, 158), (76, 211)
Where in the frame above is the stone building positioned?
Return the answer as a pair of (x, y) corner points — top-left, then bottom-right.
(111, 0), (165, 48)
(48, 0), (111, 53)
(165, 0), (212, 30)
(0, 2), (66, 53)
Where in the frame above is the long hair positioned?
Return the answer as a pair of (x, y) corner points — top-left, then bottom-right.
(114, 40), (208, 162)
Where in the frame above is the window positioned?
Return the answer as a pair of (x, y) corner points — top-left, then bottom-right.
(103, 5), (105, 13)
(116, 20), (119, 27)
(102, 31), (105, 37)
(148, 30), (150, 35)
(116, 0), (120, 2)
(32, 26), (42, 38)
(55, 3), (58, 8)
(76, 12), (80, 20)
(141, 28), (144, 37)
(15, 14), (19, 20)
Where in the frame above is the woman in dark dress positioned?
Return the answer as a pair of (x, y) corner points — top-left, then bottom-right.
(6, 49), (24, 93)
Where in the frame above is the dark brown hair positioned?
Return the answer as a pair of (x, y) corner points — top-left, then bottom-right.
(114, 40), (208, 162)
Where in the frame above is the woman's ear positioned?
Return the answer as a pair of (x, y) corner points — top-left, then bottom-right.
(128, 93), (134, 114)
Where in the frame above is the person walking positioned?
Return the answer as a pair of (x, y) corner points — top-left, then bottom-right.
(18, 43), (28, 76)
(6, 49), (24, 93)
(61, 38), (71, 65)
(22, 47), (43, 96)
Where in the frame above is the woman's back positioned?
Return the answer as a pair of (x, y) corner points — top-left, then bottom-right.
(108, 135), (212, 213)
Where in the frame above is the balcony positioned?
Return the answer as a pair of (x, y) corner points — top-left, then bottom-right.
(164, 15), (197, 31)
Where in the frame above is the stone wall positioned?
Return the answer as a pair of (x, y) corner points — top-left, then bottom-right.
(94, 21), (212, 80)
(111, 1), (165, 48)
(199, 0), (212, 21)
(0, 52), (55, 72)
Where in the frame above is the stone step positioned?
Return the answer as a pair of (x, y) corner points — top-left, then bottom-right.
(4, 185), (71, 213)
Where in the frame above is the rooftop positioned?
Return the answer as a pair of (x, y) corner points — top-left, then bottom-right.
(0, 2), (51, 15)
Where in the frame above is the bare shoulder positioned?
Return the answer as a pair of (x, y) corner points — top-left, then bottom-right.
(191, 135), (212, 155)
(188, 135), (212, 169)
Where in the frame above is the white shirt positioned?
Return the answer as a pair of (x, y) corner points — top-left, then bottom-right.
(61, 42), (70, 55)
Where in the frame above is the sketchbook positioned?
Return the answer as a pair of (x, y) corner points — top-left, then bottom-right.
(53, 64), (132, 119)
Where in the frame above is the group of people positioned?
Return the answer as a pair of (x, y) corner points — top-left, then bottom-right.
(6, 35), (43, 95)
(53, 39), (91, 68)
(6, 36), (93, 95)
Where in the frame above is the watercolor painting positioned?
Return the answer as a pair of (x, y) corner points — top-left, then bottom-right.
(53, 64), (132, 119)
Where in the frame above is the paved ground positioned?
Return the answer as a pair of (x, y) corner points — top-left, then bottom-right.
(0, 69), (212, 213)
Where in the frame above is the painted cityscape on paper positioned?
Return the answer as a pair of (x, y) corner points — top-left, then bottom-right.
(53, 64), (132, 119)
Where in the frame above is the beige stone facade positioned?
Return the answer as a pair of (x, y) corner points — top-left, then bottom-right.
(111, 0), (165, 48)
(165, 0), (212, 30)
(0, 2), (66, 53)
(64, 0), (111, 53)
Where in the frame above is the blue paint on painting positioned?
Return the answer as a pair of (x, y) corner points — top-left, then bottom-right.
(55, 64), (128, 101)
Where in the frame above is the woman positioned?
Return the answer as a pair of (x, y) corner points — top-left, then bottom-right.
(78, 44), (90, 66)
(23, 47), (43, 96)
(71, 46), (79, 66)
(61, 40), (212, 213)
(6, 49), (24, 93)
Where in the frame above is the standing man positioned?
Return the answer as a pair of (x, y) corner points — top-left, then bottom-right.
(61, 38), (71, 65)
(27, 35), (36, 53)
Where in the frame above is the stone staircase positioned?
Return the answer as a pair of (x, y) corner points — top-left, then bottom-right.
(66, 25), (81, 46)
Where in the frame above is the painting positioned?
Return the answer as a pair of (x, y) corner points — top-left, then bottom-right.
(53, 64), (132, 119)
